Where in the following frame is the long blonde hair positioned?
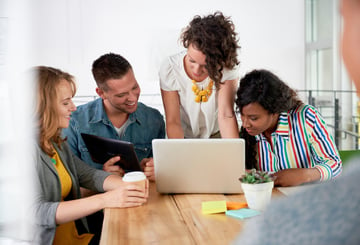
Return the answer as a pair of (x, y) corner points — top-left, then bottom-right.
(35, 66), (76, 156)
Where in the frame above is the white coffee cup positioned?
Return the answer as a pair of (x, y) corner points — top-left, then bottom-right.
(123, 171), (147, 191)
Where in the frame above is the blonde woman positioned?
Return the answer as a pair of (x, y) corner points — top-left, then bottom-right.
(33, 66), (148, 244)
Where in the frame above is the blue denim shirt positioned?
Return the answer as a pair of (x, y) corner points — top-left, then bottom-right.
(62, 98), (165, 169)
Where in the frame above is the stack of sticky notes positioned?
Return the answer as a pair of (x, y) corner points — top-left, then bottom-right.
(225, 208), (261, 219)
(226, 201), (248, 210)
(202, 200), (228, 214)
(201, 200), (261, 219)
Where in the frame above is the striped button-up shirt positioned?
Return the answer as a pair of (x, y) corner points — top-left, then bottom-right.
(255, 104), (342, 181)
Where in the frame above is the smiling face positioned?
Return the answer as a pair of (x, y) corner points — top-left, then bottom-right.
(240, 102), (279, 136)
(184, 43), (209, 81)
(97, 68), (140, 115)
(56, 79), (76, 129)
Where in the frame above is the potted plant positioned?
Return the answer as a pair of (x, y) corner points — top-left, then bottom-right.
(239, 169), (275, 211)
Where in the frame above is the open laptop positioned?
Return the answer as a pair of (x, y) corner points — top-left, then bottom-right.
(152, 138), (245, 194)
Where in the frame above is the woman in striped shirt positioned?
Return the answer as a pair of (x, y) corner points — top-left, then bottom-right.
(235, 69), (342, 187)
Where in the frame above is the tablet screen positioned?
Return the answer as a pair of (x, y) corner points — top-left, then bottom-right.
(81, 133), (141, 172)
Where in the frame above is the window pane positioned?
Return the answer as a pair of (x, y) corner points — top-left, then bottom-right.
(306, 0), (333, 43)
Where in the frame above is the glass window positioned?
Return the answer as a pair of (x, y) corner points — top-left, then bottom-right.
(305, 0), (334, 90)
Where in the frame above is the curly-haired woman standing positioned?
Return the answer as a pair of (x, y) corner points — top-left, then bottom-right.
(159, 12), (240, 138)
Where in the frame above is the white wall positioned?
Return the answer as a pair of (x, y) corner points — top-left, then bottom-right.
(30, 0), (305, 99)
(1, 0), (35, 242)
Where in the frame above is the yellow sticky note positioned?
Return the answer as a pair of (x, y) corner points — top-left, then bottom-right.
(202, 200), (227, 214)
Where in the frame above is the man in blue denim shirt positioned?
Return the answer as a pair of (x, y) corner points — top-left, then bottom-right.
(63, 53), (165, 181)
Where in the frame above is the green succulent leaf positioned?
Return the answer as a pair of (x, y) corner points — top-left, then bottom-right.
(238, 168), (273, 184)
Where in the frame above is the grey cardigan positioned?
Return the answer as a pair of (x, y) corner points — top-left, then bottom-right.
(33, 141), (111, 244)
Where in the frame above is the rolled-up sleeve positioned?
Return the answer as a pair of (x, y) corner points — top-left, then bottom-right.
(307, 106), (342, 180)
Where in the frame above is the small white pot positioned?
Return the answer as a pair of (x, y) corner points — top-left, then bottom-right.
(241, 181), (274, 211)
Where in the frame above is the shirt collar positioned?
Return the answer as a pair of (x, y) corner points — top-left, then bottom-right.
(275, 111), (290, 136)
(255, 111), (289, 141)
(128, 109), (142, 125)
(88, 99), (141, 125)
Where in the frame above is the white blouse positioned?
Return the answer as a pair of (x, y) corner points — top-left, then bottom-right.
(159, 51), (239, 138)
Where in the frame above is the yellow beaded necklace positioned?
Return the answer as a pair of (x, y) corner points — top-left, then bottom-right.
(191, 79), (214, 103)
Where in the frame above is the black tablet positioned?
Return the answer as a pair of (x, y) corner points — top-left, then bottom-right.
(81, 133), (141, 172)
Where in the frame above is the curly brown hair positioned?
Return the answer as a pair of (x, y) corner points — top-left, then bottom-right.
(235, 69), (303, 169)
(181, 11), (240, 86)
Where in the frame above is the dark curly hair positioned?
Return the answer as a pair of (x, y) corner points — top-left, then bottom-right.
(235, 69), (303, 169)
(181, 11), (240, 87)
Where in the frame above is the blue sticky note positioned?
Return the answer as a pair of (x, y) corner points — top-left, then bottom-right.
(225, 208), (261, 219)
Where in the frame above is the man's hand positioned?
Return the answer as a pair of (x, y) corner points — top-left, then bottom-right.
(140, 158), (155, 182)
(103, 156), (125, 176)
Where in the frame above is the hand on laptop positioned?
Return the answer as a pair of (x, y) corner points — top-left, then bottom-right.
(141, 158), (155, 182)
(103, 156), (125, 176)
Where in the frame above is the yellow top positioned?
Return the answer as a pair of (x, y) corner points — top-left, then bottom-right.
(51, 150), (93, 244)
(52, 150), (72, 199)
